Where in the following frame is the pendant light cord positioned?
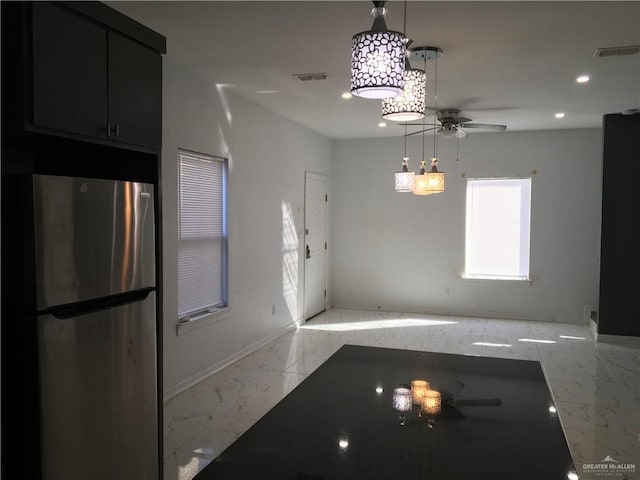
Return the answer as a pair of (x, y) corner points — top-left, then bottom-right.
(433, 52), (438, 159)
(404, 124), (407, 158)
(421, 52), (427, 170)
(421, 114), (426, 165)
(403, 0), (407, 35)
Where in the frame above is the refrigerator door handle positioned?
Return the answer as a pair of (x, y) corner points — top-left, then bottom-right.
(40, 287), (154, 320)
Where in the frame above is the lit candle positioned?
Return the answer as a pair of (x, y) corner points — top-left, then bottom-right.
(422, 390), (442, 415)
(392, 386), (412, 412)
(411, 380), (430, 405)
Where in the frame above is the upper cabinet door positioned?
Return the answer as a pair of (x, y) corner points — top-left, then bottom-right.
(31, 2), (108, 139)
(108, 31), (162, 149)
(25, 2), (165, 152)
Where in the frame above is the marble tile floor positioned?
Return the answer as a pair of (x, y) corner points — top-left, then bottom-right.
(163, 308), (639, 480)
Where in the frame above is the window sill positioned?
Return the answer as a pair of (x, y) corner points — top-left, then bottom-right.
(176, 307), (231, 336)
(461, 274), (533, 285)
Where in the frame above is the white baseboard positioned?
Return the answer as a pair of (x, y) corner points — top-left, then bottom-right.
(596, 332), (640, 346)
(329, 303), (569, 324)
(163, 320), (301, 402)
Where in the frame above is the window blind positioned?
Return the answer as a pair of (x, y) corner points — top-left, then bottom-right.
(177, 150), (227, 319)
(464, 178), (531, 280)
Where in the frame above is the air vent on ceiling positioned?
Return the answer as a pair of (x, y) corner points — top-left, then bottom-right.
(293, 72), (328, 81)
(593, 45), (640, 57)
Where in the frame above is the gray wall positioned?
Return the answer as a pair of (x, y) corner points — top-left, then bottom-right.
(162, 59), (332, 398)
(330, 129), (602, 324)
(161, 56), (603, 397)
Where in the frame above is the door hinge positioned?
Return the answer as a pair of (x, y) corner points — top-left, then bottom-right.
(324, 289), (327, 298)
(325, 194), (328, 202)
(324, 241), (327, 250)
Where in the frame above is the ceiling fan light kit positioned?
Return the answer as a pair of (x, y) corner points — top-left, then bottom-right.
(350, 1), (406, 99)
(439, 123), (467, 139)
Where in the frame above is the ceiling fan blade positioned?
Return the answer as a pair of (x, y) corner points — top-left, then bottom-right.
(462, 123), (507, 131)
(450, 116), (472, 124)
(404, 127), (437, 137)
(399, 122), (438, 127)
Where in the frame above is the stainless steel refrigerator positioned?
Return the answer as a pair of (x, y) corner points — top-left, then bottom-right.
(33, 174), (159, 480)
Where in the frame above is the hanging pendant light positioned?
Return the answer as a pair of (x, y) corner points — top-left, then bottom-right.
(382, 54), (426, 121)
(381, 3), (425, 120)
(414, 157), (445, 195)
(395, 157), (415, 192)
(413, 160), (429, 195)
(351, 1), (406, 99)
(413, 46), (444, 195)
(423, 157), (446, 195)
(412, 99), (432, 194)
(395, 125), (415, 192)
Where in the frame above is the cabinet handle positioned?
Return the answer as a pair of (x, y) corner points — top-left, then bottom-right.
(106, 123), (120, 137)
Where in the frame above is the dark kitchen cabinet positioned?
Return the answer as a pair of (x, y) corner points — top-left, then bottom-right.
(30, 2), (163, 150)
(107, 30), (162, 148)
(3, 1), (165, 153)
(31, 2), (108, 141)
(598, 112), (640, 338)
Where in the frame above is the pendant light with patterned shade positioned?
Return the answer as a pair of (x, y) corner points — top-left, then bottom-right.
(351, 1), (406, 99)
(382, 59), (426, 121)
(395, 124), (415, 192)
(381, 3), (425, 121)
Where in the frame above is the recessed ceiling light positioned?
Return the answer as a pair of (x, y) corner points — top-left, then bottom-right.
(341, 92), (352, 100)
(576, 75), (590, 83)
(555, 112), (565, 119)
(378, 122), (387, 127)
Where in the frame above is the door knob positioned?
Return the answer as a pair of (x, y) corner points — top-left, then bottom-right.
(306, 245), (311, 259)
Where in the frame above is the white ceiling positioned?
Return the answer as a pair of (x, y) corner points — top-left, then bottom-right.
(107, 1), (640, 140)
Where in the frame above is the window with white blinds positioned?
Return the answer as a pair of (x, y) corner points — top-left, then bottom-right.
(464, 178), (531, 280)
(177, 150), (228, 320)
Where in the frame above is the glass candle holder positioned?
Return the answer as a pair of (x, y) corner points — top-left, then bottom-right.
(392, 385), (412, 412)
(422, 390), (442, 415)
(411, 380), (430, 405)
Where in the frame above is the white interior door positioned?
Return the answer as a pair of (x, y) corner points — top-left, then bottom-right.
(304, 172), (327, 320)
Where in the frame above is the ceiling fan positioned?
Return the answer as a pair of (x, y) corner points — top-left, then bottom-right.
(404, 109), (507, 138)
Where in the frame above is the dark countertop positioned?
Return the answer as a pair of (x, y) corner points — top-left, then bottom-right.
(195, 344), (576, 479)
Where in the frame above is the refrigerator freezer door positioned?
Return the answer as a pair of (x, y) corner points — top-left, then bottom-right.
(33, 174), (155, 310)
(38, 291), (158, 480)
